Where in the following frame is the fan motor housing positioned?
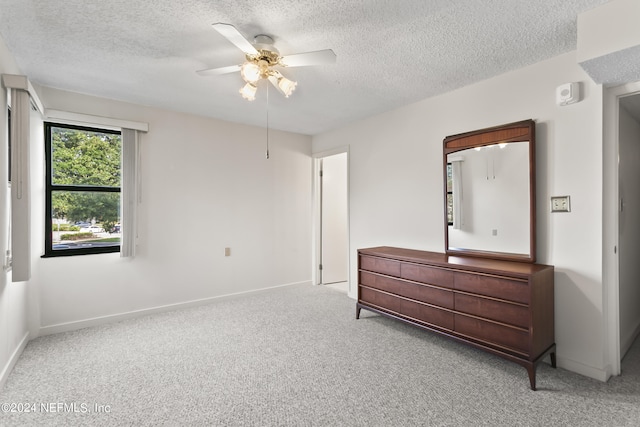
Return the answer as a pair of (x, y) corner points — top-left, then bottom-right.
(247, 49), (280, 67)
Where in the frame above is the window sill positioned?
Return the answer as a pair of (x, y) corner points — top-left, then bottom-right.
(42, 246), (120, 258)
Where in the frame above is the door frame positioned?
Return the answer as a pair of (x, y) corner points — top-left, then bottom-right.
(312, 146), (350, 291)
(603, 81), (640, 378)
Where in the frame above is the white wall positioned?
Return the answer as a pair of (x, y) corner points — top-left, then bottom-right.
(618, 104), (640, 356)
(577, 0), (640, 86)
(0, 35), (32, 389)
(35, 87), (313, 333)
(577, 0), (640, 62)
(312, 52), (607, 381)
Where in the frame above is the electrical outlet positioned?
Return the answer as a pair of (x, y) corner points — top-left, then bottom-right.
(551, 196), (571, 213)
(224, 247), (231, 257)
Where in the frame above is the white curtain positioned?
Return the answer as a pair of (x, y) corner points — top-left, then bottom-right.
(451, 160), (464, 230)
(10, 88), (31, 281)
(120, 128), (140, 258)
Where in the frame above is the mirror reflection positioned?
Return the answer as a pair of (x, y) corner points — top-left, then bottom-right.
(446, 141), (530, 256)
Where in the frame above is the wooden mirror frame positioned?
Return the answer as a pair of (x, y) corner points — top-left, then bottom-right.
(443, 119), (536, 263)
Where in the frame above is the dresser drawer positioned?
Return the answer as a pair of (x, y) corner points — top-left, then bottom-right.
(360, 271), (454, 309)
(359, 287), (401, 313)
(401, 299), (454, 330)
(455, 315), (529, 353)
(360, 255), (401, 276)
(454, 272), (529, 304)
(455, 294), (529, 328)
(401, 263), (454, 288)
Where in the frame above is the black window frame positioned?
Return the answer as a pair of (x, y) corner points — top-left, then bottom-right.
(43, 122), (122, 257)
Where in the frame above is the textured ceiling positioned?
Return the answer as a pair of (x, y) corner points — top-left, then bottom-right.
(0, 0), (609, 135)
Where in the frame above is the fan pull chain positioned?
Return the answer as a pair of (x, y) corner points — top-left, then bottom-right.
(266, 82), (270, 160)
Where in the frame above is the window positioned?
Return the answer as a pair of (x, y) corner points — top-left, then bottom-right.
(44, 123), (122, 257)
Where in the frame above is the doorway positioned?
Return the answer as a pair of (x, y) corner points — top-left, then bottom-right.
(618, 93), (640, 360)
(604, 82), (640, 377)
(313, 149), (349, 291)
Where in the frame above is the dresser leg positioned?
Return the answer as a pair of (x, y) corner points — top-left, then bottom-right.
(356, 306), (361, 319)
(527, 366), (537, 391)
(550, 351), (557, 368)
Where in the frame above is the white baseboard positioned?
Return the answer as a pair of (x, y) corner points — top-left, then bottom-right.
(39, 281), (311, 337)
(556, 355), (610, 382)
(0, 331), (29, 391)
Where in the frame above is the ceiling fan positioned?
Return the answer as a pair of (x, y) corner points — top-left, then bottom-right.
(197, 23), (336, 101)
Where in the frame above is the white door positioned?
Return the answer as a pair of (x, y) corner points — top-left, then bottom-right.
(320, 152), (348, 284)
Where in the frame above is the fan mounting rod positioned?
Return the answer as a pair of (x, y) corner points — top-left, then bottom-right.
(253, 34), (274, 45)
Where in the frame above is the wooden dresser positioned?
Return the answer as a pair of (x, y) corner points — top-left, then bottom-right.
(357, 246), (555, 390)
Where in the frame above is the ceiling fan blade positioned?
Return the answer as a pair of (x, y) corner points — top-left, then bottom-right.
(212, 23), (258, 56)
(279, 49), (336, 67)
(196, 64), (241, 76)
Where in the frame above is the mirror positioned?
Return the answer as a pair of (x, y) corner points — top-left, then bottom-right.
(444, 120), (536, 263)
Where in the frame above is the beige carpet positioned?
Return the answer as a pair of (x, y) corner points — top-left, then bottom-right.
(1, 283), (639, 426)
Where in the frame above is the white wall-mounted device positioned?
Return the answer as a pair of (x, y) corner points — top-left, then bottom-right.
(556, 82), (580, 106)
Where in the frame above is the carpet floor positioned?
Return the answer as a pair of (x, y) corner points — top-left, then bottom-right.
(1, 283), (639, 426)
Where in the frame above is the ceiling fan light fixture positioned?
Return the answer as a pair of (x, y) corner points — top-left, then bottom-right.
(240, 62), (261, 83)
(277, 75), (297, 97)
(239, 82), (257, 101)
